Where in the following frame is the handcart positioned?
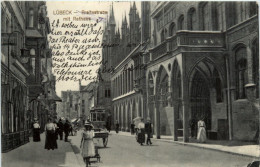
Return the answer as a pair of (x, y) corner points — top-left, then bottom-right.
(84, 144), (101, 167)
(93, 130), (109, 147)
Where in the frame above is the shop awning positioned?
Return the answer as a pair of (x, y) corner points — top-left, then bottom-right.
(47, 88), (62, 102)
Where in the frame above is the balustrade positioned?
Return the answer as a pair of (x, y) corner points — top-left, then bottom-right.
(149, 31), (225, 62)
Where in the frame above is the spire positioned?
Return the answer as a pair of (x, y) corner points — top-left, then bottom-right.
(129, 2), (132, 15)
(109, 2), (116, 25)
(133, 1), (137, 10)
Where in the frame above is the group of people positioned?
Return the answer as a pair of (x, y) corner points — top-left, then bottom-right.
(116, 118), (153, 146)
(32, 117), (78, 150)
(115, 116), (207, 144)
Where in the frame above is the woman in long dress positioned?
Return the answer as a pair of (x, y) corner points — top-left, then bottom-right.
(33, 119), (41, 142)
(197, 119), (207, 143)
(137, 118), (145, 146)
(45, 118), (58, 150)
(80, 123), (95, 165)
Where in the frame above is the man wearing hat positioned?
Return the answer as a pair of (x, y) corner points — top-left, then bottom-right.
(145, 117), (153, 145)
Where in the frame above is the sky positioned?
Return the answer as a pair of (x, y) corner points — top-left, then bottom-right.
(46, 1), (141, 96)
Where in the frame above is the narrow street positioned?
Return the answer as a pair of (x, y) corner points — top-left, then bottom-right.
(1, 131), (256, 167)
(70, 131), (255, 167)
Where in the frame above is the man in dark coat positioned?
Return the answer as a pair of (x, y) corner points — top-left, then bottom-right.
(189, 118), (197, 138)
(57, 119), (64, 140)
(115, 120), (119, 133)
(64, 119), (71, 142)
(145, 118), (153, 145)
(131, 122), (135, 135)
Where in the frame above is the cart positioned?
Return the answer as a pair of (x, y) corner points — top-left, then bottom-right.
(93, 129), (109, 147)
(84, 145), (101, 167)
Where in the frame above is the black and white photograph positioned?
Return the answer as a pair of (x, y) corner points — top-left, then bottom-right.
(1, 1), (259, 167)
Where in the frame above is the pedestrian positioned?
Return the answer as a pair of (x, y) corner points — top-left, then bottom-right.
(64, 119), (71, 142)
(145, 117), (153, 145)
(115, 120), (119, 133)
(130, 121), (135, 135)
(33, 118), (41, 142)
(137, 118), (145, 146)
(106, 121), (111, 132)
(57, 118), (64, 140)
(53, 120), (58, 140)
(80, 122), (95, 166)
(197, 117), (207, 143)
(189, 118), (196, 138)
(44, 118), (58, 150)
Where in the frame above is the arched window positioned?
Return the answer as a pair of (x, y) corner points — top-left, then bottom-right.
(252, 40), (259, 98)
(249, 2), (258, 17)
(29, 9), (34, 28)
(235, 47), (248, 99)
(169, 22), (176, 36)
(161, 29), (165, 43)
(188, 8), (196, 30)
(178, 15), (184, 30)
(213, 69), (223, 103)
(226, 2), (237, 28)
(199, 2), (210, 30)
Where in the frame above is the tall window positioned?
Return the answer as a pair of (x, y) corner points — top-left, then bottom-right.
(178, 15), (184, 30)
(105, 89), (111, 98)
(1, 11), (5, 32)
(213, 69), (223, 103)
(252, 40), (259, 98)
(169, 22), (176, 36)
(226, 2), (237, 28)
(188, 8), (196, 30)
(200, 3), (210, 30)
(29, 9), (34, 28)
(161, 29), (165, 43)
(249, 2), (258, 17)
(235, 47), (248, 99)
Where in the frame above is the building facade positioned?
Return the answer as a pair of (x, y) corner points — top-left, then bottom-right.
(108, 1), (259, 142)
(61, 90), (81, 120)
(145, 1), (259, 142)
(102, 3), (148, 131)
(1, 1), (59, 152)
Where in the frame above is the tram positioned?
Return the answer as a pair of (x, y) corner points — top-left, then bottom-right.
(89, 107), (111, 147)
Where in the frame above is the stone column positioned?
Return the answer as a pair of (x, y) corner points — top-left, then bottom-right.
(120, 104), (124, 131)
(125, 103), (129, 131)
(181, 56), (189, 143)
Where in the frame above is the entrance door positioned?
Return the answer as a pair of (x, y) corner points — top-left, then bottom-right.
(190, 71), (211, 130)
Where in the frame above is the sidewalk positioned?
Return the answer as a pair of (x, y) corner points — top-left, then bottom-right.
(113, 131), (260, 159)
(2, 133), (81, 167)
